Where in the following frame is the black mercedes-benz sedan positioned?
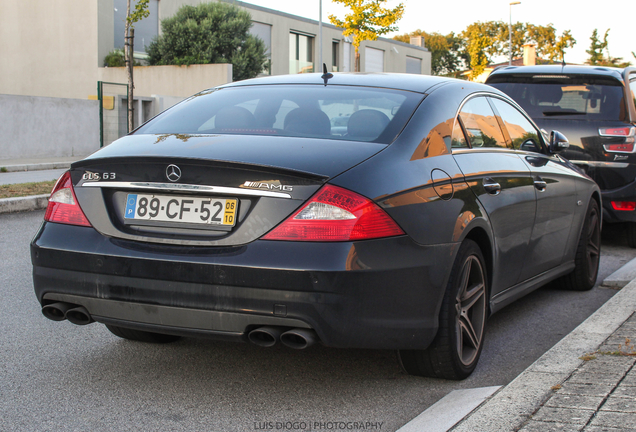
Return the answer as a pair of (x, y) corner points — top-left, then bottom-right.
(32, 73), (601, 380)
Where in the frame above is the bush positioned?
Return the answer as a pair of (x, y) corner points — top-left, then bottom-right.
(146, 2), (267, 81)
(103, 49), (126, 67)
(103, 49), (141, 67)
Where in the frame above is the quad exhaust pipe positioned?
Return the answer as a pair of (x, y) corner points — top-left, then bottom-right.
(41, 302), (94, 325)
(248, 326), (284, 347)
(248, 326), (318, 349)
(41, 302), (74, 321)
(280, 328), (317, 349)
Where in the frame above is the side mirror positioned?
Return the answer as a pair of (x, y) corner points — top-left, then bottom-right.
(549, 130), (569, 153)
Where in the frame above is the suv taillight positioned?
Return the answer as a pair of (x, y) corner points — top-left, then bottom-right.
(262, 185), (404, 242)
(601, 127), (636, 152)
(44, 171), (91, 227)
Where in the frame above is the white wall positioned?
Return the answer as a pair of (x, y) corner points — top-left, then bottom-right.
(0, 0), (100, 100)
(97, 64), (233, 98)
(0, 95), (100, 161)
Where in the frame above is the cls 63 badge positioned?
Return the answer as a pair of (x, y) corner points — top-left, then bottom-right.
(82, 171), (116, 181)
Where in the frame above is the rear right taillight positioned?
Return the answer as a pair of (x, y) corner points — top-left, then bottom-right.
(601, 127), (636, 153)
(44, 171), (91, 227)
(262, 185), (404, 242)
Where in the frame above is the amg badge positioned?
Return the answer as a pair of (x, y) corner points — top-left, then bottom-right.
(243, 181), (293, 192)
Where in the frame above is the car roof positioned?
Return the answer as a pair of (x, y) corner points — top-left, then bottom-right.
(487, 64), (626, 82)
(215, 72), (468, 94)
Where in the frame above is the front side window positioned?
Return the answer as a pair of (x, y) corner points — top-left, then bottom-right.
(490, 98), (543, 153)
(458, 97), (507, 148)
(136, 85), (423, 144)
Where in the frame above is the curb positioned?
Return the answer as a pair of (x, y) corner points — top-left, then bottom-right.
(451, 279), (636, 432)
(0, 195), (49, 214)
(0, 162), (72, 173)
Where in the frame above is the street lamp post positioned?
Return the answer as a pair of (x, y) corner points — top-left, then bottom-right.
(318, 0), (322, 71)
(509, 2), (520, 66)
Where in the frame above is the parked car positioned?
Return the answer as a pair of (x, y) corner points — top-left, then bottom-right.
(487, 65), (636, 245)
(32, 73), (601, 380)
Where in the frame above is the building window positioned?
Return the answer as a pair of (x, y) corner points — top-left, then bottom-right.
(343, 41), (351, 72)
(332, 41), (339, 72)
(250, 21), (272, 75)
(406, 56), (422, 74)
(290, 32), (314, 74)
(365, 47), (384, 72)
(114, 0), (159, 54)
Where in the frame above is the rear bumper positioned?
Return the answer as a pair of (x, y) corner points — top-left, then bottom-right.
(31, 222), (457, 350)
(601, 181), (636, 224)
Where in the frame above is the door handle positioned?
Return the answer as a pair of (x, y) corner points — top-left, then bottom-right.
(534, 177), (547, 192)
(483, 178), (501, 195)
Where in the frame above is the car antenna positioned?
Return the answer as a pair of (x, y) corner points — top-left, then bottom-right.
(321, 63), (333, 86)
(561, 49), (566, 69)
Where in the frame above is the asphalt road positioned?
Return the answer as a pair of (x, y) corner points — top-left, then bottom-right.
(1, 211), (632, 432)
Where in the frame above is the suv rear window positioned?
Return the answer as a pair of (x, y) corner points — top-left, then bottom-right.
(489, 76), (626, 121)
(136, 85), (423, 144)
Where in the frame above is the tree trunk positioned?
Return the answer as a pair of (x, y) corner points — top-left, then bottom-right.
(125, 0), (134, 133)
(355, 48), (360, 72)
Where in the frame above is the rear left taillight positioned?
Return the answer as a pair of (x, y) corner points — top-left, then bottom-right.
(262, 185), (404, 242)
(44, 171), (91, 227)
(601, 127), (636, 152)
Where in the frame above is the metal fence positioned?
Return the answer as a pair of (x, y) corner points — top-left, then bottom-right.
(98, 81), (128, 148)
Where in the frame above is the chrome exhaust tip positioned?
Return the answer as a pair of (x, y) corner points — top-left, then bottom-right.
(41, 302), (73, 322)
(248, 326), (284, 347)
(280, 328), (318, 349)
(65, 306), (94, 326)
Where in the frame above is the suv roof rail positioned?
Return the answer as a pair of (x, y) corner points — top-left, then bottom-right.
(622, 67), (636, 123)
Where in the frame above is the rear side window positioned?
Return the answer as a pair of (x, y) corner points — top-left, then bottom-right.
(136, 85), (423, 144)
(490, 78), (626, 121)
(458, 97), (507, 148)
(490, 98), (543, 152)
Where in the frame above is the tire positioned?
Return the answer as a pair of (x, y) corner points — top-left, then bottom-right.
(559, 199), (601, 291)
(398, 239), (488, 380)
(105, 325), (181, 343)
(627, 222), (636, 249)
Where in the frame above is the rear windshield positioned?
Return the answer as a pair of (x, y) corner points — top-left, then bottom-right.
(136, 84), (423, 144)
(489, 77), (626, 121)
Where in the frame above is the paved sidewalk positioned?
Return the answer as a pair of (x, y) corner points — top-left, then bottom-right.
(452, 279), (636, 432)
(519, 314), (636, 431)
(0, 156), (76, 172)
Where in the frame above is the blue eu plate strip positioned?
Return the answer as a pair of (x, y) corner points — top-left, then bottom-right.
(124, 194), (137, 219)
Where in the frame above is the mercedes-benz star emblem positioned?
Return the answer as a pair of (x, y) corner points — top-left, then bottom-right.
(166, 164), (181, 182)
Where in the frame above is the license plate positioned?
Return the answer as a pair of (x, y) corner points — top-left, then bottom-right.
(124, 194), (238, 226)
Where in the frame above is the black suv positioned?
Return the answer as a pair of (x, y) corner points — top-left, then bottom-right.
(487, 65), (636, 245)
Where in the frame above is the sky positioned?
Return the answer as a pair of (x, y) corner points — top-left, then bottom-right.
(242, 0), (634, 66)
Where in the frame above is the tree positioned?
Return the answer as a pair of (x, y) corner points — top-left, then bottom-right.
(457, 21), (576, 79)
(586, 29), (608, 65)
(393, 30), (466, 76)
(461, 21), (500, 79)
(147, 2), (267, 81)
(125, 0), (150, 133)
(586, 29), (631, 67)
(328, 0), (404, 72)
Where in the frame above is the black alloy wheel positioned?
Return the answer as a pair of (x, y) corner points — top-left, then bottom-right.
(399, 239), (488, 380)
(560, 199), (601, 291)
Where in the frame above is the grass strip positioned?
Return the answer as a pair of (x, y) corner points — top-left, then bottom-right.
(0, 181), (55, 199)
